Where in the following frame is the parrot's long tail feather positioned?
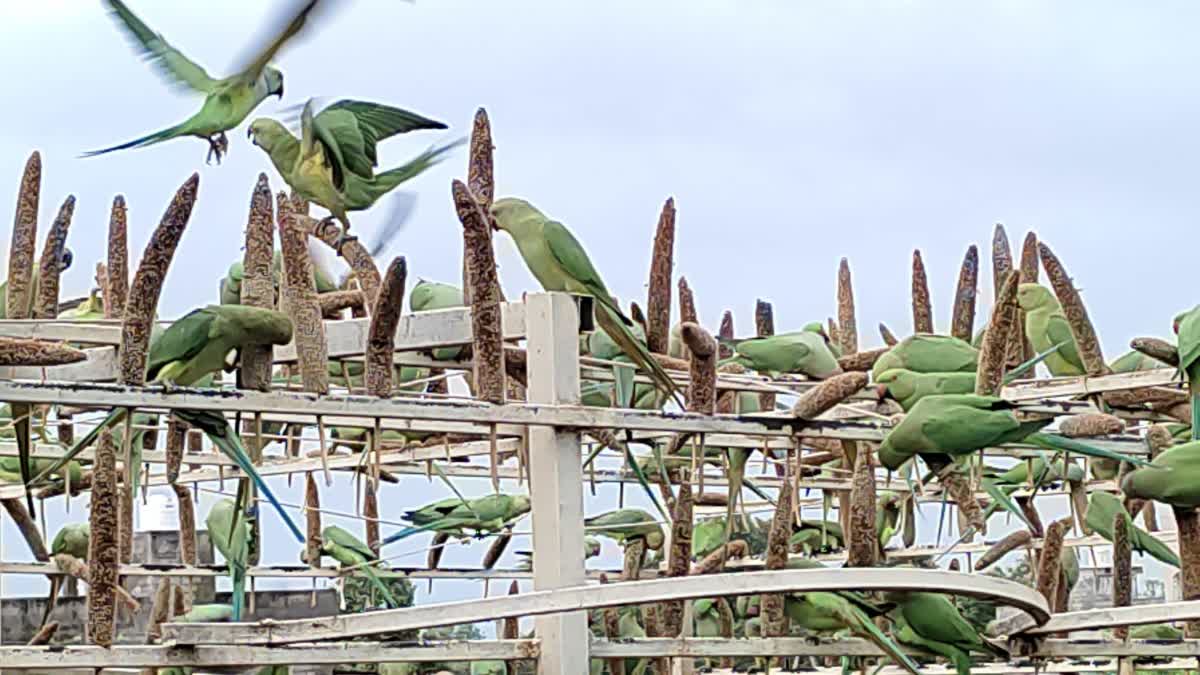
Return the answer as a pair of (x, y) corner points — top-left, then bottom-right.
(593, 301), (681, 406)
(176, 409), (305, 543)
(80, 123), (187, 158)
(360, 564), (401, 608)
(849, 611), (923, 675)
(1135, 528), (1181, 568)
(1024, 432), (1153, 468)
(14, 403), (34, 516)
(625, 437), (670, 522)
(32, 409), (126, 484)
(1190, 369), (1200, 441)
(381, 522), (438, 546)
(368, 140), (465, 201)
(230, 561), (246, 621)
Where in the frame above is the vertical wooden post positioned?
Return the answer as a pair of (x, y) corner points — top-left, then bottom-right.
(526, 293), (587, 675)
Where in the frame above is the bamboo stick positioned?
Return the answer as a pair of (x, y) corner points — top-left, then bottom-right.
(305, 473), (321, 567)
(976, 271), (1019, 396)
(1015, 231), (1039, 362)
(846, 443), (876, 566)
(364, 478), (380, 557)
(1035, 517), (1071, 605)
(239, 174), (276, 391)
(87, 431), (119, 647)
(365, 257), (408, 398)
(1112, 511), (1132, 641)
(992, 224), (1012, 303)
(678, 277), (698, 324)
(277, 193), (329, 394)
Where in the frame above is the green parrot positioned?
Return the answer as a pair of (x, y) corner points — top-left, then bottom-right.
(1129, 623), (1184, 640)
(889, 591), (1007, 675)
(1123, 438), (1200, 509)
(719, 331), (842, 379)
(804, 320), (842, 357)
(986, 456), (1084, 487)
(56, 288), (104, 321)
(489, 197), (680, 402)
(382, 493), (532, 546)
(410, 279), (467, 361)
(321, 525), (400, 608)
(206, 499), (250, 620)
(0, 456), (81, 485)
(585, 509), (665, 551)
(470, 662), (506, 675)
(85, 0), (323, 164)
(783, 562), (921, 675)
(876, 394), (1150, 472)
(788, 519), (845, 555)
(1016, 284), (1084, 376)
(693, 518), (735, 559)
(220, 249), (338, 306)
(249, 98), (455, 248)
(176, 603), (236, 623)
(1110, 349), (1167, 373)
(40, 522), (92, 627)
(1174, 306), (1200, 438)
(874, 368), (976, 411)
(871, 334), (978, 382)
(30, 305), (303, 543)
(1085, 492), (1178, 568)
(876, 490), (915, 550)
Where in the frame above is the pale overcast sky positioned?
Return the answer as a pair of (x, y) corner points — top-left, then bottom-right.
(0, 1), (1192, 601)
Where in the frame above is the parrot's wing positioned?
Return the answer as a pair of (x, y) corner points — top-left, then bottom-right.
(920, 402), (1019, 452)
(104, 0), (218, 93)
(820, 596), (922, 675)
(317, 101), (448, 177)
(325, 526), (376, 561)
(145, 307), (216, 381)
(229, 0), (322, 84)
(1046, 314), (1086, 372)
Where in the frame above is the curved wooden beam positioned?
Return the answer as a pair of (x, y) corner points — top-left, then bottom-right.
(161, 568), (1049, 645)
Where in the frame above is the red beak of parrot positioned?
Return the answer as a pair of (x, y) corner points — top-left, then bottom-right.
(875, 384), (889, 402)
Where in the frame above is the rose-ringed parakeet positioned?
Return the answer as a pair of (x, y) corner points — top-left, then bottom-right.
(874, 368), (976, 411)
(888, 591), (1008, 675)
(321, 525), (400, 608)
(382, 493), (532, 546)
(205, 499), (250, 620)
(1123, 437), (1200, 516)
(489, 197), (681, 404)
(30, 305), (303, 543)
(1085, 492), (1178, 568)
(585, 509), (665, 551)
(85, 0), (326, 164)
(40, 523), (92, 627)
(56, 288), (104, 321)
(249, 98), (456, 249)
(410, 280), (467, 361)
(1173, 307), (1200, 439)
(871, 334), (978, 381)
(176, 603), (235, 623)
(1016, 284), (1085, 376)
(719, 331), (842, 379)
(876, 394), (1150, 472)
(783, 561), (922, 675)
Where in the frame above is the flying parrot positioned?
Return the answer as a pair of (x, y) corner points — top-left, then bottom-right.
(30, 305), (303, 542)
(1085, 492), (1178, 568)
(85, 0), (327, 164)
(888, 591), (1008, 675)
(1016, 284), (1085, 376)
(321, 525), (401, 608)
(719, 331), (842, 379)
(871, 334), (978, 382)
(489, 197), (681, 404)
(876, 394), (1151, 472)
(249, 98), (457, 249)
(585, 509), (665, 551)
(783, 561), (921, 675)
(874, 368), (976, 411)
(382, 493), (532, 546)
(205, 499), (250, 620)
(1174, 306), (1200, 438)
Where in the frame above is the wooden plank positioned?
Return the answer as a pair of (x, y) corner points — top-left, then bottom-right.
(273, 303), (528, 361)
(1007, 599), (1200, 637)
(1001, 368), (1178, 401)
(0, 640), (537, 668)
(526, 293), (589, 675)
(161, 568), (1049, 645)
(0, 320), (123, 343)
